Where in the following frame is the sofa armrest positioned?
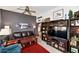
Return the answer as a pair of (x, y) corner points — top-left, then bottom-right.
(4, 44), (22, 53)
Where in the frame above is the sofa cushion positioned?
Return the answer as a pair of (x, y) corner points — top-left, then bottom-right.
(6, 44), (21, 53)
(27, 31), (34, 36)
(0, 46), (5, 53)
(22, 31), (28, 37)
(13, 32), (22, 39)
(0, 44), (21, 53)
(5, 44), (20, 50)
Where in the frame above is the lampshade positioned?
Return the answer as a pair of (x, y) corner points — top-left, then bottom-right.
(0, 25), (11, 35)
(4, 26), (10, 29)
(33, 25), (36, 29)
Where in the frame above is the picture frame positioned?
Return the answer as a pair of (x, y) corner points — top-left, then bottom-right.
(16, 23), (31, 29)
(53, 9), (64, 19)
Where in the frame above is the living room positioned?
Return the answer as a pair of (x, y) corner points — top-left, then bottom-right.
(0, 6), (79, 53)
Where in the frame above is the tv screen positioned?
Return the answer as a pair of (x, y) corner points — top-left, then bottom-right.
(48, 26), (55, 36)
(13, 32), (22, 39)
(48, 26), (67, 39)
(56, 30), (67, 39)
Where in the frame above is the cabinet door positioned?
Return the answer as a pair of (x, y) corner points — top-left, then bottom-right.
(59, 41), (67, 52)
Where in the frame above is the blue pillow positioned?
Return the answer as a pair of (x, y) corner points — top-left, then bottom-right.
(0, 46), (6, 53)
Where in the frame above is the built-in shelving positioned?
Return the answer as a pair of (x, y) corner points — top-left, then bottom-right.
(41, 19), (69, 52)
(70, 19), (79, 53)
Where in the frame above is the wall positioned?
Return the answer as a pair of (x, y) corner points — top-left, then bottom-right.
(0, 10), (1, 29)
(0, 9), (36, 33)
(37, 6), (79, 22)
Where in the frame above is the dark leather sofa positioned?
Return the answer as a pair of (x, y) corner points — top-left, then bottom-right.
(9, 31), (37, 47)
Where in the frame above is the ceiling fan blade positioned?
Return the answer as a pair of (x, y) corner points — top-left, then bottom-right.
(29, 10), (36, 13)
(23, 10), (32, 15)
(18, 6), (35, 15)
(17, 8), (25, 10)
(28, 11), (32, 15)
(23, 10), (26, 14)
(26, 6), (36, 13)
(22, 6), (29, 14)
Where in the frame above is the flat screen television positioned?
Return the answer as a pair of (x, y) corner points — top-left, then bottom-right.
(48, 26), (67, 39)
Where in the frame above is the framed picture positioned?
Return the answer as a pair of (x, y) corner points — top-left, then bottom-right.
(53, 9), (64, 19)
(15, 23), (31, 29)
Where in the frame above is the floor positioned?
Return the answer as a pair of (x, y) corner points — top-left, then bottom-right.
(37, 37), (62, 53)
(22, 43), (49, 53)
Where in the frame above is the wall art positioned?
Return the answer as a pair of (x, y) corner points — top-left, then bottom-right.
(53, 9), (64, 19)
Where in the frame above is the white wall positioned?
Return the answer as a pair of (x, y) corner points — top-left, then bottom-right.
(37, 6), (79, 22)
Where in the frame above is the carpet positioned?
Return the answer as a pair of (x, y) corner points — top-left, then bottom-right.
(22, 43), (49, 53)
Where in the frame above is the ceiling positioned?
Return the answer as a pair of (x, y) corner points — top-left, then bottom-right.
(0, 6), (57, 16)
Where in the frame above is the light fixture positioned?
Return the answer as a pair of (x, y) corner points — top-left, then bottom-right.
(0, 25), (12, 35)
(4, 26), (10, 29)
(33, 25), (36, 29)
(33, 25), (36, 34)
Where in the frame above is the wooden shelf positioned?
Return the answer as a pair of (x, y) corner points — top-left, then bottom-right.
(41, 19), (69, 52)
(71, 39), (79, 42)
(71, 26), (79, 27)
(70, 18), (79, 53)
(70, 18), (79, 21)
(70, 46), (79, 49)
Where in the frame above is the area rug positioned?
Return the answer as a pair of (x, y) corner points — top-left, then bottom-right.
(22, 43), (49, 53)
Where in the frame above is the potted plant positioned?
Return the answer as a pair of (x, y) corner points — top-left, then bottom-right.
(68, 10), (73, 19)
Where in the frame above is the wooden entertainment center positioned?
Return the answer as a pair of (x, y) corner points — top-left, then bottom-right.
(41, 19), (69, 52)
(41, 20), (69, 52)
(41, 18), (79, 53)
(70, 19), (79, 53)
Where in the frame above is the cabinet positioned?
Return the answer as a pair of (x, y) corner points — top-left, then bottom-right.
(41, 18), (79, 53)
(41, 22), (49, 41)
(70, 19), (79, 53)
(47, 36), (69, 52)
(41, 20), (69, 52)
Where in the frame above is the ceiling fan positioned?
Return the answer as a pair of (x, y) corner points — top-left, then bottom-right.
(17, 6), (36, 15)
